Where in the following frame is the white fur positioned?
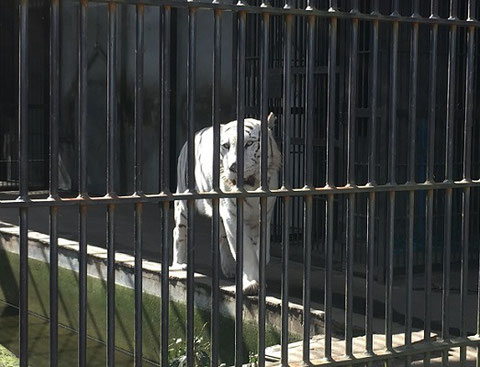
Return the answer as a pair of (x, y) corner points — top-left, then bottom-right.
(172, 115), (281, 294)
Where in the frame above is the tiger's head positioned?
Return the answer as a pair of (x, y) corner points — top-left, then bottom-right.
(220, 113), (281, 188)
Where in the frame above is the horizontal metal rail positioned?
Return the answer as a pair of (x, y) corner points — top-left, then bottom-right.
(87, 0), (480, 27)
(2, 180), (480, 207)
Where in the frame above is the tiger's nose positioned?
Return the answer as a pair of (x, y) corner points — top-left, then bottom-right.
(229, 163), (237, 173)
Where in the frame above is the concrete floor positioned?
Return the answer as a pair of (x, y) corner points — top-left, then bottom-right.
(265, 331), (479, 366)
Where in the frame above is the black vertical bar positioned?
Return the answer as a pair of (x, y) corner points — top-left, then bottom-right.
(328, 0), (337, 12)
(134, 5), (144, 367)
(19, 209), (28, 367)
(406, 190), (414, 346)
(461, 7), (475, 363)
(366, 190), (375, 355)
(442, 4), (457, 357)
(412, 0), (419, 16)
(450, 0), (458, 19)
(442, 184), (452, 346)
(391, 0), (399, 15)
(460, 188), (470, 333)
(304, 13), (314, 188)
(49, 206), (58, 366)
(186, 9), (196, 194)
(18, 3), (28, 199)
(405, 20), (418, 360)
(345, 193), (355, 357)
(367, 13), (378, 355)
(365, 15), (378, 357)
(259, 195), (268, 367)
(160, 6), (171, 367)
(463, 21), (475, 183)
(258, 11), (269, 367)
(160, 6), (171, 195)
(49, 0), (60, 365)
(302, 12), (315, 365)
(160, 200), (170, 367)
(326, 14), (336, 189)
(347, 14), (357, 188)
(235, 196), (245, 365)
(107, 2), (117, 197)
(236, 13), (245, 191)
(280, 10), (292, 367)
(325, 194), (334, 360)
(345, 5), (357, 357)
(388, 21), (398, 186)
(282, 17), (292, 190)
(430, 0), (439, 19)
(424, 5), (437, 362)
(210, 190), (220, 367)
(186, 8), (196, 367)
(106, 3), (117, 366)
(445, 4), (457, 184)
(134, 202), (143, 367)
(78, 202), (88, 367)
(235, 11), (245, 367)
(159, 7), (172, 366)
(281, 194), (290, 366)
(18, 0), (29, 366)
(49, 0), (59, 199)
(408, 22), (418, 185)
(77, 2), (88, 366)
(324, 5), (336, 361)
(385, 8), (398, 352)
(386, 190), (395, 352)
(426, 26), (437, 183)
(424, 188), (433, 338)
(135, 4), (144, 196)
(302, 195), (312, 363)
(78, 1), (88, 198)
(210, 8), (221, 367)
(106, 203), (116, 367)
(260, 12), (269, 191)
(368, 20), (377, 186)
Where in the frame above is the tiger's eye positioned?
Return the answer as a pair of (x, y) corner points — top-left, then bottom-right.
(245, 141), (254, 147)
(222, 142), (230, 150)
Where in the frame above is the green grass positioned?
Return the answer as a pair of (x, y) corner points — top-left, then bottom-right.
(0, 344), (19, 367)
(0, 248), (297, 365)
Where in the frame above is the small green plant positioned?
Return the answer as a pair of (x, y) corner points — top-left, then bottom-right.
(248, 352), (258, 367)
(168, 324), (210, 367)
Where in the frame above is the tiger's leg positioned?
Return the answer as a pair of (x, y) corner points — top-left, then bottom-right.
(241, 223), (260, 295)
(266, 196), (277, 265)
(219, 220), (236, 279)
(172, 199), (188, 269)
(220, 200), (259, 294)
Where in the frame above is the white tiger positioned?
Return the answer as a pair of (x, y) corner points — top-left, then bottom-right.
(172, 113), (281, 295)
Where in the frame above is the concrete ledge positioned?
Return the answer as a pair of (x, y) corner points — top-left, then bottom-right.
(0, 220), (332, 365)
(0, 220), (325, 337)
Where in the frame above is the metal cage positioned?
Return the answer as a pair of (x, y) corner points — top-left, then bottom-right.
(2, 0), (480, 366)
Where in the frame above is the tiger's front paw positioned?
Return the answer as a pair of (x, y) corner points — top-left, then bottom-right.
(242, 279), (259, 296)
(170, 262), (187, 271)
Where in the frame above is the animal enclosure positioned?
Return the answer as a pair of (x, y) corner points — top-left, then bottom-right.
(1, 0), (480, 366)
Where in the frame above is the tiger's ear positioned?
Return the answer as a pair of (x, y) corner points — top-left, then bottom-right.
(267, 112), (276, 128)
